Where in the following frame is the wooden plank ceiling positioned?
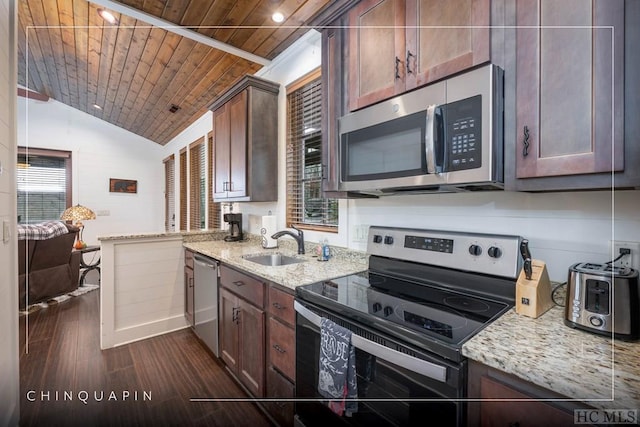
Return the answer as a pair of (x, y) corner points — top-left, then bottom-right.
(17, 0), (332, 145)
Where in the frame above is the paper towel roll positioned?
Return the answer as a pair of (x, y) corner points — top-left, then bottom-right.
(261, 215), (278, 249)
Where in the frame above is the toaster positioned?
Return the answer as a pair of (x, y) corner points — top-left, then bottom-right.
(564, 262), (640, 340)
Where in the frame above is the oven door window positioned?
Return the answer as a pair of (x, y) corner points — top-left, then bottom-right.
(341, 111), (427, 182)
(296, 315), (461, 427)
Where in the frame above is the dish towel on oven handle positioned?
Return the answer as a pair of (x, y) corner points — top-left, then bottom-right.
(318, 317), (358, 417)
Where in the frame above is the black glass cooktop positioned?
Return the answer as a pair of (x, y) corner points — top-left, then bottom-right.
(296, 271), (510, 361)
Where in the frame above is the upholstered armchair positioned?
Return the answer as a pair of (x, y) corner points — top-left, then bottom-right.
(18, 221), (81, 309)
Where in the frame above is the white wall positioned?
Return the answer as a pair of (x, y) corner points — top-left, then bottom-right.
(347, 190), (640, 281)
(0, 0), (20, 423)
(17, 97), (165, 245)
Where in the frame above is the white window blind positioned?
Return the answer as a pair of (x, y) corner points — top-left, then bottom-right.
(286, 69), (338, 231)
(189, 138), (205, 230)
(179, 149), (187, 231)
(163, 155), (175, 232)
(17, 148), (71, 224)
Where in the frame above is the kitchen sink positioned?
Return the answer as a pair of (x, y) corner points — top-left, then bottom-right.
(242, 253), (306, 267)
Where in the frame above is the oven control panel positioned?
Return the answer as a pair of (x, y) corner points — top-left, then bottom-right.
(368, 226), (522, 279)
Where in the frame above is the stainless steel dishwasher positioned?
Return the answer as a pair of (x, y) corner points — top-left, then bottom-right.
(193, 254), (219, 357)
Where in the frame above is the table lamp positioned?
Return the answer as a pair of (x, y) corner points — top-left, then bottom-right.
(60, 204), (96, 249)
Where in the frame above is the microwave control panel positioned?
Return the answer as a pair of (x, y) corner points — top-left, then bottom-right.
(445, 95), (482, 171)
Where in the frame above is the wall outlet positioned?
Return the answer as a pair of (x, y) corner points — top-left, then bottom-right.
(609, 240), (640, 270)
(352, 224), (370, 243)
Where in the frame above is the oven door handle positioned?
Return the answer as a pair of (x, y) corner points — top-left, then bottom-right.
(294, 301), (448, 384)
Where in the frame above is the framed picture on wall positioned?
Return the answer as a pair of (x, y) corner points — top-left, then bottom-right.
(109, 178), (137, 194)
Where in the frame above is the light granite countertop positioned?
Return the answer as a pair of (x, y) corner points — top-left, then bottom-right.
(462, 305), (640, 410)
(183, 236), (368, 291)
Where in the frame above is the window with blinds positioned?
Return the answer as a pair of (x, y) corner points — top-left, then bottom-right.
(189, 138), (205, 230)
(17, 148), (72, 224)
(207, 133), (221, 229)
(163, 155), (175, 232)
(179, 148), (187, 231)
(286, 69), (338, 231)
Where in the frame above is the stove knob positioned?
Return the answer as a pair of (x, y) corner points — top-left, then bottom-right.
(488, 246), (502, 258)
(468, 244), (482, 256)
(383, 306), (394, 317)
(384, 236), (394, 245)
(373, 235), (383, 244)
(372, 302), (382, 313)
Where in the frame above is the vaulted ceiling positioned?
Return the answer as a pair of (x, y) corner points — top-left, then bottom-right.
(17, 0), (337, 145)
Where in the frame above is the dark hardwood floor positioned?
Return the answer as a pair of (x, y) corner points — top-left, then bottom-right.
(19, 288), (273, 426)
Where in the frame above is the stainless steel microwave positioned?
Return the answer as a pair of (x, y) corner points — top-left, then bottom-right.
(338, 64), (504, 195)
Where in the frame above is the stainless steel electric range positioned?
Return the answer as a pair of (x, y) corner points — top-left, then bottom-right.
(294, 226), (523, 427)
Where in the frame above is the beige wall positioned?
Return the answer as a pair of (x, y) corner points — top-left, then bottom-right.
(0, 0), (19, 424)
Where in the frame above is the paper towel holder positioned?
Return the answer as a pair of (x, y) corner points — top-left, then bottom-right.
(261, 212), (278, 249)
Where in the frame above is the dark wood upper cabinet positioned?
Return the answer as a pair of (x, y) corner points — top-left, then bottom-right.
(347, 0), (490, 111)
(210, 75), (279, 202)
(514, 0), (624, 181)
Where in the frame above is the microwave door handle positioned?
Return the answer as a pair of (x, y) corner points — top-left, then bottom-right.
(425, 105), (436, 174)
(424, 105), (436, 174)
(294, 301), (448, 384)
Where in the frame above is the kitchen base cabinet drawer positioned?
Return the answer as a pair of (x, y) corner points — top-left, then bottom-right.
(265, 366), (294, 427)
(479, 375), (589, 427)
(268, 317), (295, 382)
(268, 286), (295, 326)
(220, 265), (265, 308)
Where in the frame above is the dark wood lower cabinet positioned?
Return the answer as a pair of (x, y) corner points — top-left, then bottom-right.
(265, 366), (295, 427)
(468, 361), (595, 427)
(184, 250), (194, 327)
(220, 287), (240, 372)
(238, 298), (266, 397)
(219, 267), (266, 398)
(265, 285), (296, 426)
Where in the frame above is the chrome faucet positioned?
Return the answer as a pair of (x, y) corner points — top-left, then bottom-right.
(271, 225), (305, 254)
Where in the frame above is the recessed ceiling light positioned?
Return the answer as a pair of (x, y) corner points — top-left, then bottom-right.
(271, 12), (284, 23)
(93, 104), (102, 110)
(98, 8), (119, 25)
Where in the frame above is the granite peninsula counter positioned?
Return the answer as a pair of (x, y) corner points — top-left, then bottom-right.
(462, 305), (640, 411)
(183, 238), (368, 291)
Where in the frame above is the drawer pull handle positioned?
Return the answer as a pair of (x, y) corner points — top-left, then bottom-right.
(272, 302), (285, 310)
(233, 280), (245, 287)
(395, 56), (401, 80)
(273, 344), (286, 354)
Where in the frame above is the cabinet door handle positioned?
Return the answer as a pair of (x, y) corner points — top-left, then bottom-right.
(272, 344), (286, 353)
(522, 126), (530, 157)
(233, 280), (245, 287)
(395, 56), (401, 80)
(406, 50), (415, 74)
(272, 302), (285, 310)
(232, 307), (237, 322)
(188, 277), (193, 288)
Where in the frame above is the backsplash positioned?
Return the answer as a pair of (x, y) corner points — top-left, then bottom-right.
(346, 189), (639, 282)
